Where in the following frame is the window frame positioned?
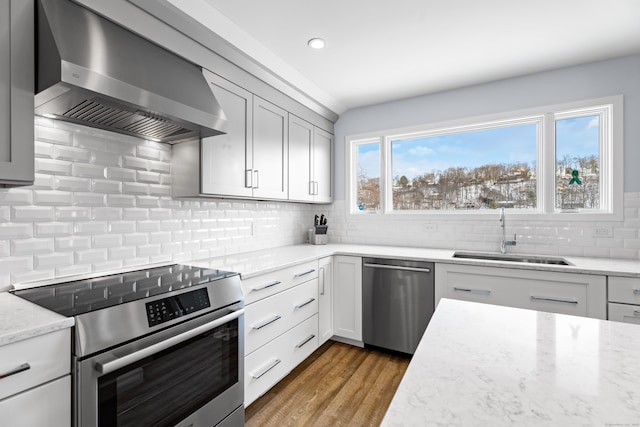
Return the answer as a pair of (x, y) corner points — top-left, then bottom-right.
(345, 96), (623, 221)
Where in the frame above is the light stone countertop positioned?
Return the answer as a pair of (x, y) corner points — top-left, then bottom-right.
(0, 292), (74, 347)
(187, 243), (640, 279)
(381, 298), (640, 427)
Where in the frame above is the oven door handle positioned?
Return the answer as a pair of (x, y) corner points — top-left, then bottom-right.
(95, 309), (244, 375)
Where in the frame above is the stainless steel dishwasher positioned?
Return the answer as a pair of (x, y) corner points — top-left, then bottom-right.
(362, 258), (434, 355)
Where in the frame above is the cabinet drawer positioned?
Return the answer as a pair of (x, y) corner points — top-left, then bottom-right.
(0, 329), (70, 401)
(608, 302), (640, 325)
(245, 278), (318, 355)
(245, 314), (318, 406)
(0, 375), (71, 427)
(608, 276), (640, 305)
(242, 260), (318, 305)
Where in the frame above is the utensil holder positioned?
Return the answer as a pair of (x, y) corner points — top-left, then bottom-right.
(308, 229), (328, 245)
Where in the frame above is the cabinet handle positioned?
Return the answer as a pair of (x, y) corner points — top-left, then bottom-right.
(252, 315), (282, 330)
(320, 267), (325, 295)
(309, 181), (314, 196)
(363, 263), (431, 273)
(254, 170), (259, 189)
(245, 169), (253, 188)
(633, 289), (640, 295)
(250, 358), (281, 379)
(294, 269), (316, 278)
(633, 310), (640, 316)
(530, 296), (578, 305)
(251, 280), (281, 291)
(453, 287), (491, 295)
(314, 181), (319, 195)
(295, 334), (316, 349)
(0, 363), (30, 380)
(295, 298), (316, 309)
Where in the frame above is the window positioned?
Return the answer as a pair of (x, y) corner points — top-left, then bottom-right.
(347, 96), (622, 219)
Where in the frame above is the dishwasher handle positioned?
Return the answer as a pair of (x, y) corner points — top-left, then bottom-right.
(363, 263), (431, 273)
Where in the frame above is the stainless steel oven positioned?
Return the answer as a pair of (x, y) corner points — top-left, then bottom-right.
(13, 264), (244, 427)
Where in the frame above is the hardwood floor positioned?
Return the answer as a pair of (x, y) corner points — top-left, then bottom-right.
(245, 341), (410, 427)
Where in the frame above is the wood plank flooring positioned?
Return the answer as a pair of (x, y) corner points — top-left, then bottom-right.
(245, 341), (410, 427)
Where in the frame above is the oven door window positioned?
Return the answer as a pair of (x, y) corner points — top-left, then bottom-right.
(97, 319), (239, 427)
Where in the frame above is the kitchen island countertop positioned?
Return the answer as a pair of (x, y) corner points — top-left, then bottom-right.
(382, 298), (640, 426)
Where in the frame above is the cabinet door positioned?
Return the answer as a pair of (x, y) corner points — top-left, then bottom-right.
(252, 97), (288, 199)
(0, 0), (34, 185)
(313, 127), (333, 203)
(201, 71), (253, 197)
(0, 376), (71, 427)
(318, 256), (333, 345)
(287, 114), (313, 201)
(333, 256), (362, 341)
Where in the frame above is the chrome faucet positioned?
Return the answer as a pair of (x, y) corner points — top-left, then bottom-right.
(499, 207), (517, 254)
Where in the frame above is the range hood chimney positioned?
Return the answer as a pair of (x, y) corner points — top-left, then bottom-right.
(35, 0), (226, 143)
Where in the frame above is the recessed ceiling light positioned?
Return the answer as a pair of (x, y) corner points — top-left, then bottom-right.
(307, 38), (326, 49)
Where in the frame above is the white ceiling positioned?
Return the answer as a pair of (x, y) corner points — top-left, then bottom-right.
(175, 0), (640, 115)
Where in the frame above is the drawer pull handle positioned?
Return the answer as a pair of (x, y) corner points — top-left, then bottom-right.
(251, 281), (281, 291)
(530, 296), (578, 305)
(0, 363), (31, 380)
(252, 315), (282, 330)
(296, 334), (316, 349)
(633, 289), (640, 295)
(453, 287), (491, 295)
(364, 263), (431, 273)
(634, 310), (640, 317)
(295, 298), (316, 309)
(250, 359), (281, 379)
(294, 269), (316, 278)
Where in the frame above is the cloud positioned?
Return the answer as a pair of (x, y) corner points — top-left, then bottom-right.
(587, 117), (599, 129)
(408, 146), (434, 156)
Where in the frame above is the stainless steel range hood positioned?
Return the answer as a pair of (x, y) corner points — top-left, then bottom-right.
(35, 0), (226, 143)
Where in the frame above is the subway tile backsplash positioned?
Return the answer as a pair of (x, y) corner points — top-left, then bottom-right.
(0, 117), (638, 289)
(0, 118), (313, 289)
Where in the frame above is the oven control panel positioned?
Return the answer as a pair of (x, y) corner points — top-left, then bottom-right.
(146, 288), (211, 327)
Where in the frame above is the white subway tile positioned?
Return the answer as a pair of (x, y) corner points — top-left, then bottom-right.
(161, 241), (182, 254)
(35, 222), (72, 237)
(159, 198), (180, 209)
(92, 234), (122, 248)
(0, 241), (9, 257)
(91, 207), (122, 221)
(33, 190), (73, 206)
(55, 236), (91, 251)
(35, 252), (74, 270)
(137, 145), (162, 160)
(200, 238), (218, 250)
(55, 206), (92, 221)
(149, 185), (171, 197)
(11, 238), (54, 255)
(55, 176), (92, 192)
(56, 264), (91, 278)
(122, 156), (148, 170)
(108, 221), (136, 234)
(182, 219), (201, 230)
(0, 256), (33, 274)
(35, 126), (72, 145)
(124, 233), (148, 246)
(123, 208), (149, 221)
(72, 163), (106, 179)
(75, 249), (107, 264)
(74, 192), (106, 207)
(192, 229), (209, 240)
(137, 244), (160, 257)
(189, 249), (210, 260)
(172, 230), (191, 241)
(137, 220), (160, 232)
(92, 180), (121, 194)
(108, 246), (136, 260)
(91, 150), (121, 166)
(610, 248), (638, 259)
(74, 221), (107, 235)
(136, 171), (161, 184)
(12, 206), (55, 221)
(150, 254), (172, 264)
(160, 175), (171, 186)
(31, 174), (55, 190)
(136, 196), (160, 208)
(106, 194), (135, 207)
(54, 146), (91, 163)
(148, 160), (171, 174)
(149, 208), (171, 220)
(0, 190), (32, 206)
(92, 260), (124, 273)
(34, 141), (54, 158)
(106, 167), (136, 181)
(149, 231), (172, 244)
(160, 220), (182, 231)
(12, 270), (55, 285)
(35, 158), (72, 175)
(123, 182), (149, 195)
(123, 257), (149, 267)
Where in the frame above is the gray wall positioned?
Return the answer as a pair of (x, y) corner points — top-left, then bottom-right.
(334, 54), (640, 200)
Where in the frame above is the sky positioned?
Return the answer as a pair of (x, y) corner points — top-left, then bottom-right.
(357, 115), (599, 180)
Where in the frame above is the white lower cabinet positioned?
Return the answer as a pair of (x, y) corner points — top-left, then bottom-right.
(0, 328), (71, 426)
(0, 376), (70, 427)
(242, 260), (320, 407)
(435, 263), (606, 319)
(607, 276), (640, 324)
(332, 256), (363, 342)
(318, 256), (333, 345)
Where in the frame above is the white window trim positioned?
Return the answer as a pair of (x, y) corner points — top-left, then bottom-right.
(345, 95), (623, 222)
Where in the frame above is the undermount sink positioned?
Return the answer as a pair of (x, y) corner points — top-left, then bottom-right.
(452, 251), (572, 266)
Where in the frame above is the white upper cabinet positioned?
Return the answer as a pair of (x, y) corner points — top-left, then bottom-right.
(288, 114), (333, 203)
(0, 0), (34, 185)
(252, 97), (288, 200)
(201, 71), (253, 197)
